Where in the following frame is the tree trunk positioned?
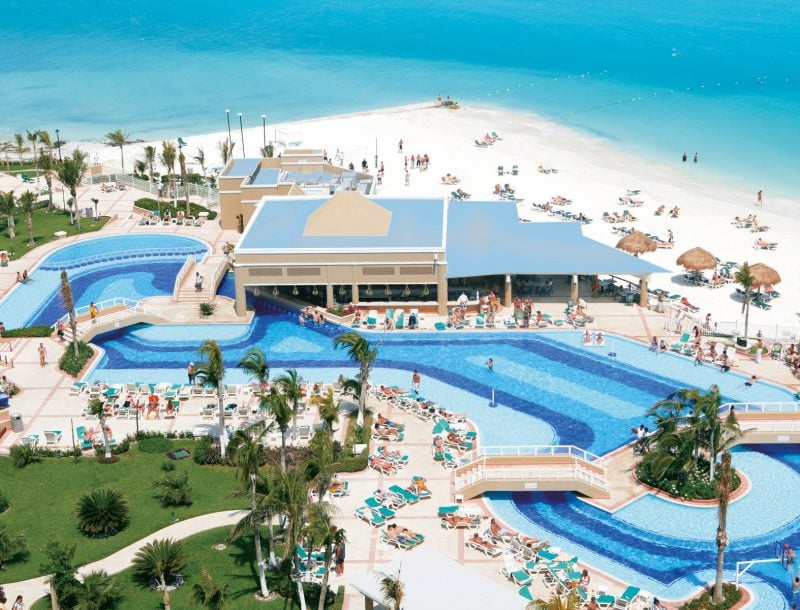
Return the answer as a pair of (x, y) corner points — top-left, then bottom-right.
(252, 478), (270, 597)
(359, 365), (369, 421)
(46, 175), (54, 212)
(713, 452), (732, 603)
(217, 380), (227, 457)
(280, 431), (287, 472)
(73, 189), (81, 231)
(163, 584), (171, 610)
(119, 148), (125, 174)
(50, 581), (61, 610)
(297, 578), (307, 610)
(7, 215), (14, 239)
(267, 513), (277, 567)
(26, 213), (34, 246)
(743, 299), (750, 342)
(317, 548), (333, 610)
(99, 416), (112, 459)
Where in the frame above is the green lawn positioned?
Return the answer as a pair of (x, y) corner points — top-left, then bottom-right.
(30, 527), (321, 610)
(0, 441), (244, 583)
(0, 208), (110, 260)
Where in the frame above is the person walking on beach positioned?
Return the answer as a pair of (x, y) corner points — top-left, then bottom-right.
(682, 152), (687, 162)
(757, 190), (763, 206)
(397, 139), (403, 153)
(404, 171), (410, 186)
(37, 343), (47, 367)
(693, 152), (698, 163)
(667, 229), (674, 244)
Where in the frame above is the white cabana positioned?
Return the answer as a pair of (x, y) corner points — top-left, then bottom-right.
(350, 547), (526, 610)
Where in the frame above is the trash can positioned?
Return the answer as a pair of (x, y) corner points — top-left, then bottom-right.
(11, 412), (23, 433)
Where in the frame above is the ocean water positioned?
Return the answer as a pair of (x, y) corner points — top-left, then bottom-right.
(1, 1), (798, 195)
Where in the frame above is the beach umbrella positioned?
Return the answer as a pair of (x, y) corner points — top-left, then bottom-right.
(676, 247), (716, 271)
(748, 263), (781, 288)
(615, 231), (657, 256)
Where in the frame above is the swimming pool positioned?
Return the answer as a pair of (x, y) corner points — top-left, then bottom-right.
(83, 298), (798, 605)
(0, 235), (209, 329)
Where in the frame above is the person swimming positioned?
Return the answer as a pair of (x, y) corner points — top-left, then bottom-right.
(486, 358), (494, 370)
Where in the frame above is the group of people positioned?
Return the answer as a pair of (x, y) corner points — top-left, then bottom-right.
(404, 153), (430, 172)
(298, 306), (326, 327)
(15, 270), (30, 284)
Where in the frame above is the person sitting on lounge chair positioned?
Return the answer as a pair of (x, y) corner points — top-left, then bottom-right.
(375, 423), (400, 437)
(379, 444), (402, 461)
(437, 408), (466, 421)
(490, 518), (517, 539)
(754, 237), (777, 249)
(446, 431), (466, 445)
(369, 455), (395, 471)
(655, 204), (665, 215)
(471, 532), (499, 551)
(433, 435), (445, 453)
(412, 478), (430, 493)
(444, 513), (476, 527)
(376, 413), (403, 429)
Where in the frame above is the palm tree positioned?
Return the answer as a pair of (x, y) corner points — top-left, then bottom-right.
(333, 332), (378, 425)
(144, 145), (156, 183)
(152, 470), (193, 506)
(227, 422), (271, 598)
(316, 388), (340, 436)
(132, 538), (187, 610)
(37, 135), (56, 212)
(237, 346), (270, 396)
(192, 566), (229, 610)
(713, 451), (733, 603)
(18, 190), (36, 246)
(134, 159), (146, 178)
(178, 144), (190, 213)
(76, 488), (129, 537)
(266, 390), (292, 472)
(0, 192), (16, 239)
(307, 431), (337, 505)
(105, 129), (130, 173)
(310, 516), (346, 610)
(74, 570), (123, 610)
(734, 262), (755, 343)
(0, 525), (27, 570)
(13, 133), (29, 165)
(271, 468), (312, 610)
(87, 397), (113, 460)
(195, 339), (228, 455)
(26, 130), (41, 184)
(160, 140), (177, 205)
(531, 589), (582, 610)
(60, 271), (80, 356)
(193, 147), (208, 186)
(57, 149), (88, 229)
(218, 139), (235, 164)
(0, 141), (11, 169)
(379, 571), (404, 610)
(275, 369), (304, 440)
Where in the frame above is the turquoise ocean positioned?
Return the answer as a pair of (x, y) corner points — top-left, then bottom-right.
(1, 0), (798, 195)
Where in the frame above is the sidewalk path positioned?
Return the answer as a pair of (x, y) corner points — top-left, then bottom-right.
(1, 509), (247, 604)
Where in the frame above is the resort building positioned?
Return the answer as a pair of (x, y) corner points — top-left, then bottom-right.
(229, 180), (665, 316)
(218, 150), (374, 231)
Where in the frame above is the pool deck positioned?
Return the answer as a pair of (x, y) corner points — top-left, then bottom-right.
(1, 173), (795, 608)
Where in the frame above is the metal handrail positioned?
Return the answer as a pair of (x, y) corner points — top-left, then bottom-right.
(720, 402), (800, 414)
(173, 255), (196, 300)
(477, 445), (603, 463)
(54, 297), (140, 327)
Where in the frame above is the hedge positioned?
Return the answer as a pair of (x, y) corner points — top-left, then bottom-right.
(1, 325), (53, 338)
(134, 197), (217, 220)
(58, 342), (95, 377)
(680, 583), (742, 609)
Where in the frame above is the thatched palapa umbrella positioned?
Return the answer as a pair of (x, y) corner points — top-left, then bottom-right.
(676, 247), (716, 271)
(748, 262), (781, 289)
(616, 231), (657, 257)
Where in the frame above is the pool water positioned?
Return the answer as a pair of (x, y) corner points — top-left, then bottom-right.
(0, 235), (209, 329)
(71, 298), (800, 605)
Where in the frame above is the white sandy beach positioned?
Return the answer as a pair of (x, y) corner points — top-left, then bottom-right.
(62, 102), (800, 330)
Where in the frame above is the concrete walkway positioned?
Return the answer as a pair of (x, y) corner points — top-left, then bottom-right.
(2, 509), (247, 604)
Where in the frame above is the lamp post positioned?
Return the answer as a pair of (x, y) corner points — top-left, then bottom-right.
(55, 128), (66, 210)
(238, 112), (245, 157)
(261, 115), (267, 150)
(225, 109), (232, 147)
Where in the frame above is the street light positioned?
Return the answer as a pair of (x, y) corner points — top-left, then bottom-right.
(238, 112), (245, 157)
(225, 109), (232, 146)
(261, 115), (267, 149)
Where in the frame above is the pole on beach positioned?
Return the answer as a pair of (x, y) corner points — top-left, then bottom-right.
(225, 109), (232, 147)
(375, 138), (378, 168)
(238, 113), (245, 157)
(261, 115), (267, 149)
(55, 128), (66, 210)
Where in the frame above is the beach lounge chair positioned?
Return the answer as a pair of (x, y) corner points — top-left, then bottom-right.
(442, 451), (471, 470)
(374, 490), (407, 510)
(367, 310), (378, 328)
(200, 404), (217, 419)
(474, 139), (489, 148)
(21, 434), (39, 447)
(771, 343), (783, 359)
(295, 544), (325, 565)
(379, 529), (416, 550)
(153, 382), (170, 396)
(497, 165), (505, 176)
(296, 425), (312, 441)
(502, 555), (533, 587)
(671, 332), (691, 352)
(440, 515), (482, 530)
(354, 506), (385, 527)
(388, 484), (420, 504)
(511, 164), (519, 175)
(364, 497), (396, 520)
(474, 314), (485, 328)
(69, 382), (87, 396)
(75, 426), (94, 450)
(434, 321), (446, 331)
(611, 585), (641, 608)
(329, 481), (349, 498)
(492, 131), (503, 140)
(466, 537), (502, 557)
(225, 384), (239, 398)
(44, 430), (62, 446)
(20, 173), (34, 183)
(394, 309), (405, 329)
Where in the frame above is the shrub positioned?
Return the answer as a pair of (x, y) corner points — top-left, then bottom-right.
(134, 197), (217, 220)
(138, 436), (175, 454)
(10, 444), (40, 468)
(94, 437), (131, 457)
(636, 458), (741, 500)
(199, 302), (217, 317)
(152, 470), (193, 507)
(0, 525), (28, 568)
(193, 437), (230, 466)
(1, 325), (53, 338)
(0, 490), (9, 513)
(681, 583), (742, 609)
(161, 460), (177, 472)
(333, 447), (369, 473)
(76, 489), (130, 537)
(58, 342), (95, 377)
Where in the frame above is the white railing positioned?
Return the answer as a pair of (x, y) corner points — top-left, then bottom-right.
(173, 255), (196, 300)
(208, 256), (231, 298)
(477, 445), (603, 463)
(740, 421), (800, 433)
(40, 246), (202, 271)
(54, 297), (140, 327)
(455, 459), (608, 491)
(720, 402), (800, 414)
(91, 172), (219, 206)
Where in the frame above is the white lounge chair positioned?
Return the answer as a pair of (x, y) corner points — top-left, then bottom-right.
(44, 430), (62, 446)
